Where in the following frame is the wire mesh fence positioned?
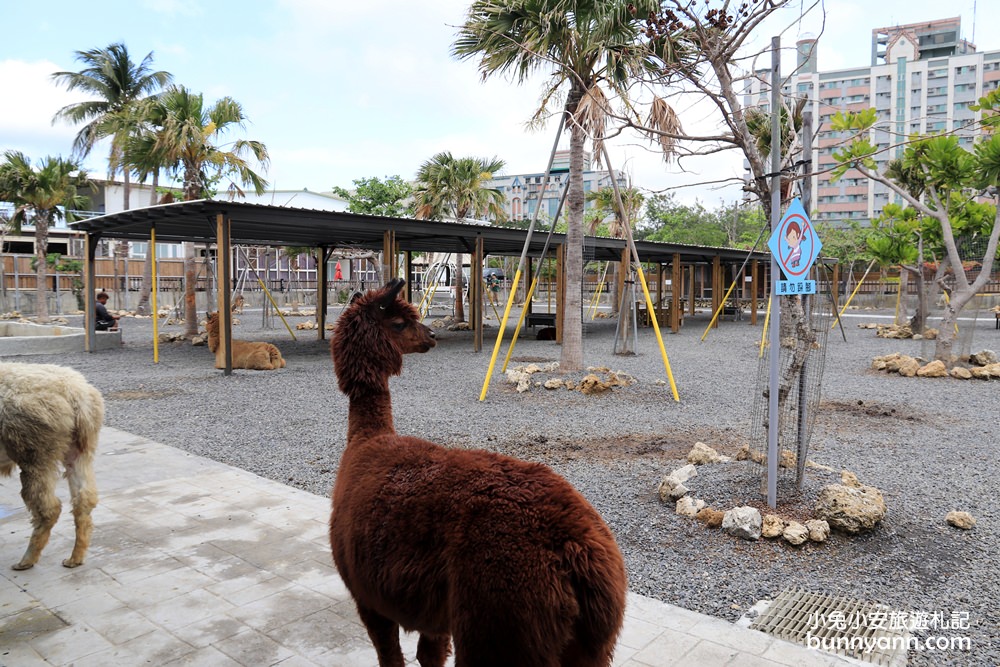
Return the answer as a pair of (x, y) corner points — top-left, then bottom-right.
(748, 291), (833, 498)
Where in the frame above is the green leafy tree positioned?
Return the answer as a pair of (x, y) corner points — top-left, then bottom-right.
(413, 152), (506, 323)
(51, 43), (172, 210)
(639, 194), (727, 246)
(0, 151), (92, 322)
(145, 85), (270, 337)
(332, 176), (414, 217)
(833, 100), (1000, 364)
(454, 0), (676, 370)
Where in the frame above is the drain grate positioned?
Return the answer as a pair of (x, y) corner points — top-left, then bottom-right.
(751, 588), (909, 666)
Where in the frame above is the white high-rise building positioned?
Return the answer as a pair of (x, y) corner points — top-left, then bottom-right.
(486, 150), (627, 224)
(744, 17), (1000, 226)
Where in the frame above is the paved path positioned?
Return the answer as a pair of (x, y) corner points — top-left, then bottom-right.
(1, 428), (857, 666)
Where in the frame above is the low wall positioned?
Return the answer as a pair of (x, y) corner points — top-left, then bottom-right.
(0, 322), (120, 356)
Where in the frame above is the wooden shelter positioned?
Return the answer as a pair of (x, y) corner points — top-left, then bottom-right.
(71, 200), (771, 372)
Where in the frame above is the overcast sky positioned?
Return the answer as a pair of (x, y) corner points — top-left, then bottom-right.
(1, 0), (995, 209)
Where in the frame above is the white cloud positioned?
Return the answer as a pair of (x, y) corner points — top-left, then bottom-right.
(0, 59), (82, 157)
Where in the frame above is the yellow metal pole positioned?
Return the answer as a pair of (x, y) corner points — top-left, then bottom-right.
(256, 276), (297, 340)
(501, 274), (541, 373)
(759, 296), (772, 358)
(700, 278), (741, 341)
(598, 142), (678, 400)
(151, 226), (159, 364)
(480, 269), (523, 401)
(832, 259), (876, 328)
(635, 263), (680, 401)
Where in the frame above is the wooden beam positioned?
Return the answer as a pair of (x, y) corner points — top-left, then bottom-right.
(750, 259), (759, 325)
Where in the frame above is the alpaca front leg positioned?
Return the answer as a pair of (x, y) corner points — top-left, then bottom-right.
(63, 459), (98, 568)
(356, 604), (405, 667)
(416, 633), (451, 667)
(14, 467), (62, 570)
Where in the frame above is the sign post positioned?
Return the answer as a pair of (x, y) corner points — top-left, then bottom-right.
(765, 198), (822, 507)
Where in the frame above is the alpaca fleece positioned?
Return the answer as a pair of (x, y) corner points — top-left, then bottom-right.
(329, 279), (627, 667)
(205, 312), (285, 370)
(0, 362), (104, 569)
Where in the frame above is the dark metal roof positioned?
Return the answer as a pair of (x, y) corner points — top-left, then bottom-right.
(70, 199), (769, 266)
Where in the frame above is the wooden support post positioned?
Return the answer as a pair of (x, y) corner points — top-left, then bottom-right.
(382, 230), (396, 283)
(84, 233), (99, 352)
(671, 253), (682, 333)
(750, 259), (759, 325)
(688, 265), (696, 316)
(654, 262), (663, 326)
(405, 251), (414, 303)
(215, 213), (233, 375)
(473, 237), (484, 352)
(317, 246), (329, 340)
(712, 256), (722, 328)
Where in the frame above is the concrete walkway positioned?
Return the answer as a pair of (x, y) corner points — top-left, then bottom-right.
(1, 428), (856, 666)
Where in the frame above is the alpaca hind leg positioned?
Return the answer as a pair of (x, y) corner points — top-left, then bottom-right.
(356, 604), (405, 667)
(14, 466), (62, 570)
(62, 455), (98, 568)
(416, 633), (450, 667)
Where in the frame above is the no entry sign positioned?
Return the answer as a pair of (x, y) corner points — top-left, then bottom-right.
(768, 198), (822, 280)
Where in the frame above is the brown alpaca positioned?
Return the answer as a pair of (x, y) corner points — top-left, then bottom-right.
(329, 279), (627, 667)
(205, 312), (286, 370)
(0, 363), (104, 570)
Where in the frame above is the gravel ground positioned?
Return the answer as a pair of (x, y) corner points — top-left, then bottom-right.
(6, 300), (999, 666)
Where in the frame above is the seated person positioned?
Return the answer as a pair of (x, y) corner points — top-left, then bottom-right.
(95, 291), (120, 331)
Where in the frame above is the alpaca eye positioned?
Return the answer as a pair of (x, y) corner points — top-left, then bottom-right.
(391, 322), (408, 332)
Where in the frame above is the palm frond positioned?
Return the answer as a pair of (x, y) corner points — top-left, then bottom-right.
(647, 96), (683, 163)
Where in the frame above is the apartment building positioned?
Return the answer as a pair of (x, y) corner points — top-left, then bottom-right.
(486, 150), (628, 223)
(745, 17), (1000, 226)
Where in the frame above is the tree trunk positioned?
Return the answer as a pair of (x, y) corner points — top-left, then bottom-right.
(182, 165), (202, 339)
(560, 101), (586, 371)
(183, 241), (199, 338)
(34, 214), (50, 323)
(895, 267), (909, 326)
(203, 249), (215, 313)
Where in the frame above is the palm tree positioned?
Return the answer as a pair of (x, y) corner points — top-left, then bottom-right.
(0, 151), (92, 322)
(413, 152), (506, 323)
(51, 43), (172, 210)
(454, 0), (671, 370)
(147, 85), (270, 337)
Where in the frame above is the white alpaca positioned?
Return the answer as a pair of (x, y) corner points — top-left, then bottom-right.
(0, 363), (104, 570)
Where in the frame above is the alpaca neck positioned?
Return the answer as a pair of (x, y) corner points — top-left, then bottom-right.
(346, 388), (394, 441)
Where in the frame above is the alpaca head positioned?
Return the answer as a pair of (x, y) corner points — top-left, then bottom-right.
(331, 278), (436, 398)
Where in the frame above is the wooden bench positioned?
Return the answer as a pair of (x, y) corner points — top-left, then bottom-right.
(525, 312), (556, 328)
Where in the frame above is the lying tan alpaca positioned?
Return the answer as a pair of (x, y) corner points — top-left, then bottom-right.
(205, 312), (286, 370)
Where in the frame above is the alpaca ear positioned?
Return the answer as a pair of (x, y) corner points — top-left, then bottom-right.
(349, 291), (363, 305)
(385, 278), (406, 299)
